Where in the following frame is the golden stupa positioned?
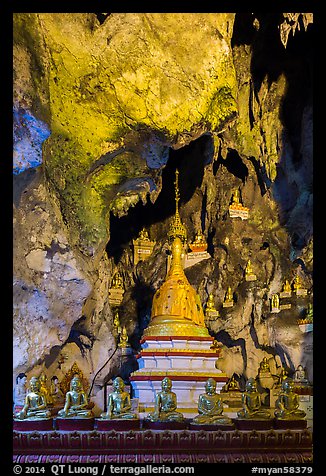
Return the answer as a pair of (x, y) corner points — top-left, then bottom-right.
(143, 170), (209, 338)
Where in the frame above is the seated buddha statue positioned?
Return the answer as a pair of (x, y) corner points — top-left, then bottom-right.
(259, 357), (271, 373)
(206, 293), (215, 310)
(274, 378), (306, 420)
(224, 286), (234, 305)
(282, 280), (292, 294)
(237, 378), (271, 419)
(139, 228), (150, 241)
(223, 374), (240, 392)
(57, 376), (93, 418)
(276, 367), (289, 387)
(193, 378), (233, 425)
(146, 377), (184, 422)
(14, 376), (51, 420)
(100, 376), (137, 420)
(118, 326), (130, 348)
(231, 189), (241, 205)
(293, 365), (309, 385)
(111, 271), (124, 289)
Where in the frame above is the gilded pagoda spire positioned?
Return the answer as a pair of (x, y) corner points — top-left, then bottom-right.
(167, 169), (187, 244)
(143, 235), (209, 337)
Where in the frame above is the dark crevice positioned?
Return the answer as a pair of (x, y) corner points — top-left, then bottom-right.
(231, 13), (257, 47)
(94, 13), (111, 25)
(220, 148), (249, 182)
(247, 156), (268, 195)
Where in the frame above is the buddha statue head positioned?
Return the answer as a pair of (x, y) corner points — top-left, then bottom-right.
(205, 378), (217, 395)
(29, 376), (41, 393)
(245, 378), (258, 393)
(113, 376), (125, 393)
(161, 377), (173, 393)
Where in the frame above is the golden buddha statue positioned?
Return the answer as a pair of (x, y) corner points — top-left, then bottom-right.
(144, 236), (209, 337)
(259, 357), (271, 372)
(118, 326), (130, 348)
(225, 287), (233, 302)
(192, 378), (233, 425)
(282, 280), (292, 293)
(244, 260), (256, 281)
(276, 367), (289, 386)
(139, 228), (150, 241)
(292, 275), (302, 291)
(274, 378), (306, 420)
(113, 309), (121, 329)
(223, 286), (234, 307)
(58, 376), (94, 418)
(146, 377), (185, 422)
(224, 375), (240, 392)
(14, 376), (52, 420)
(39, 372), (53, 406)
(206, 293), (216, 311)
(271, 293), (280, 309)
(111, 271), (124, 289)
(189, 229), (208, 252)
(237, 378), (271, 419)
(231, 189), (241, 205)
(100, 377), (137, 420)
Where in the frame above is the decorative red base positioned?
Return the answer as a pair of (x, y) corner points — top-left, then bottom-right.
(13, 419), (54, 431)
(13, 429), (313, 464)
(142, 420), (188, 430)
(96, 419), (141, 431)
(55, 418), (95, 431)
(234, 419), (274, 430)
(274, 419), (307, 430)
(189, 422), (235, 431)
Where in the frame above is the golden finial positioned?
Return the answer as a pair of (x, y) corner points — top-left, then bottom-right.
(167, 169), (187, 243)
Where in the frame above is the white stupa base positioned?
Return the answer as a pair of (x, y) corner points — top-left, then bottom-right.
(130, 336), (227, 411)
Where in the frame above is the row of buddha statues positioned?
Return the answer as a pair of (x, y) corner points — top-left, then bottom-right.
(14, 372), (307, 425)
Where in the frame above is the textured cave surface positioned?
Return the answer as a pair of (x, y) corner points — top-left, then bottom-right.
(13, 13), (313, 404)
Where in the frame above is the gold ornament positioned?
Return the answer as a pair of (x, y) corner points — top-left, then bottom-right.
(167, 169), (187, 244)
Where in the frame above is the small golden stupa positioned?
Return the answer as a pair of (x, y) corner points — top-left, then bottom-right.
(143, 170), (209, 338)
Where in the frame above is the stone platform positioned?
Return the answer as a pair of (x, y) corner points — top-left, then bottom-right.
(55, 418), (95, 431)
(95, 419), (141, 431)
(142, 420), (188, 430)
(13, 429), (313, 464)
(274, 419), (307, 430)
(189, 422), (235, 431)
(13, 419), (54, 431)
(234, 419), (274, 430)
